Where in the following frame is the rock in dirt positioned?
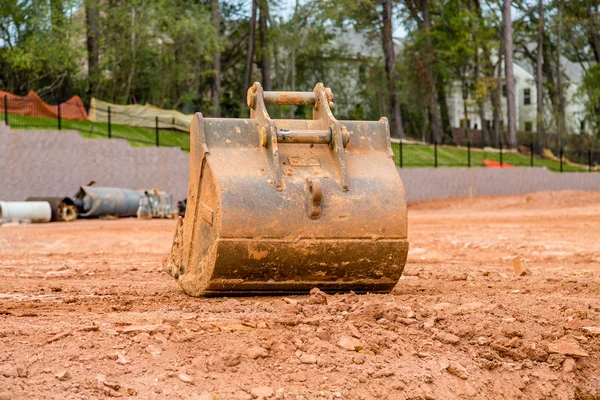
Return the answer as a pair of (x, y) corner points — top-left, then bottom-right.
(345, 322), (362, 339)
(353, 354), (366, 364)
(45, 330), (72, 344)
(247, 346), (269, 359)
(582, 327), (600, 336)
(233, 391), (252, 400)
(55, 370), (70, 381)
(146, 344), (162, 356)
(250, 386), (274, 398)
(435, 331), (460, 345)
(0, 392), (12, 400)
(523, 345), (549, 362)
(547, 338), (589, 358)
(512, 256), (531, 276)
(121, 325), (161, 334)
(316, 328), (331, 342)
(132, 332), (150, 343)
(491, 342), (527, 361)
(178, 373), (194, 384)
(383, 305), (415, 321)
(564, 319), (584, 330)
(116, 352), (130, 365)
(562, 357), (577, 373)
(0, 365), (18, 379)
(282, 298), (298, 305)
(307, 288), (328, 305)
(445, 361), (469, 380)
(372, 369), (394, 378)
(96, 374), (121, 391)
(501, 325), (524, 338)
(547, 353), (567, 366)
(337, 336), (364, 351)
(299, 353), (318, 364)
(223, 353), (242, 367)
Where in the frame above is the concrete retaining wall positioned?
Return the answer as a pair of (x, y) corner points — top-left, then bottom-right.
(0, 123), (189, 201)
(1, 123), (598, 203)
(398, 167), (600, 202)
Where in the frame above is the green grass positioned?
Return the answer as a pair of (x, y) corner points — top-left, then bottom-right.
(6, 113), (190, 151)
(391, 142), (590, 172)
(4, 113), (593, 172)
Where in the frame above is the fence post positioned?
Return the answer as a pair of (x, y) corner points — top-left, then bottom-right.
(560, 147), (563, 173)
(155, 116), (159, 147)
(434, 140), (438, 168)
(589, 149), (592, 172)
(4, 95), (8, 126)
(107, 106), (112, 139)
(467, 141), (471, 167)
(57, 102), (62, 130)
(399, 139), (403, 168)
(530, 142), (534, 167)
(499, 140), (503, 168)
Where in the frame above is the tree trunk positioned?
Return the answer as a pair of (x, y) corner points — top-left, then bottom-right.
(258, 0), (271, 91)
(462, 78), (469, 143)
(436, 78), (452, 143)
(474, 50), (488, 146)
(381, 0), (404, 138)
(85, 0), (100, 96)
(473, 0), (490, 146)
(556, 2), (567, 138)
(586, 0), (600, 64)
(289, 0), (300, 118)
(492, 48), (503, 147)
(422, 0), (441, 143)
(536, 0), (544, 155)
(211, 0), (221, 117)
(243, 0), (258, 102)
(125, 7), (136, 102)
(503, 0), (517, 148)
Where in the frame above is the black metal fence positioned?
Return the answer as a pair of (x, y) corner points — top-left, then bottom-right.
(1, 95), (191, 151)
(2, 94), (598, 171)
(393, 140), (599, 173)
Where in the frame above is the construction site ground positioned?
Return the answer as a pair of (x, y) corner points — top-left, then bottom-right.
(1, 190), (600, 400)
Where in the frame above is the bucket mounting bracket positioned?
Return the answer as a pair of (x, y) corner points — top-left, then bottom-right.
(247, 82), (349, 192)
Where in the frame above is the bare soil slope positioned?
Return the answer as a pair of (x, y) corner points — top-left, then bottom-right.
(1, 191), (600, 400)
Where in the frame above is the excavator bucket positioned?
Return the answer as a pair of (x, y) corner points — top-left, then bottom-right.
(164, 82), (408, 296)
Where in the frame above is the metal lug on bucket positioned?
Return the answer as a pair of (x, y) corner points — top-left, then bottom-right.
(307, 178), (323, 219)
(165, 82), (409, 296)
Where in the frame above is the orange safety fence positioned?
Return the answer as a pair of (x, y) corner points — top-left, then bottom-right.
(483, 159), (514, 168)
(0, 90), (88, 121)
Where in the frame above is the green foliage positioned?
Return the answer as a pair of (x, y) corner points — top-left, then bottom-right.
(0, 0), (81, 97)
(0, 0), (598, 141)
(580, 64), (600, 135)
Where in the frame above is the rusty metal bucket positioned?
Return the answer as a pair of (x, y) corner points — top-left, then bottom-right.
(164, 82), (408, 296)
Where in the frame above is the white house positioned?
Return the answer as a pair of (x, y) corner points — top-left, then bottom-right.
(447, 55), (590, 136)
(325, 30), (591, 137)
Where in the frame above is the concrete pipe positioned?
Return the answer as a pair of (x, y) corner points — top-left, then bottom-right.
(0, 201), (52, 223)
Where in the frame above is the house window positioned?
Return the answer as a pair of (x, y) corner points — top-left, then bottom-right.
(580, 120), (585, 134)
(524, 88), (531, 105)
(358, 64), (366, 81)
(524, 121), (533, 132)
(502, 84), (507, 97)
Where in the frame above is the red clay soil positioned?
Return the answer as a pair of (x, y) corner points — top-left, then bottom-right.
(1, 190), (600, 400)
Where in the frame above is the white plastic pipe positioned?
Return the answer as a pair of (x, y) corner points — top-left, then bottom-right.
(0, 201), (52, 223)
